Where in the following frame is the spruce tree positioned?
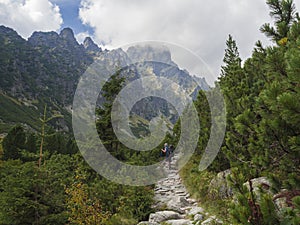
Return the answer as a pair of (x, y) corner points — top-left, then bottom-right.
(2, 124), (26, 160)
(96, 69), (125, 159)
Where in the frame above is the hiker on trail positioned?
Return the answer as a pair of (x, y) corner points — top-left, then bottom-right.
(161, 143), (169, 157)
(161, 143), (171, 169)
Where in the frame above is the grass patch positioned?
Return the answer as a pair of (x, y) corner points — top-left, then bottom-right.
(0, 93), (41, 131)
(0, 93), (72, 133)
(179, 155), (231, 224)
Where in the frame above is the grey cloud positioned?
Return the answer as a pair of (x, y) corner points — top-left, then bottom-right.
(78, 0), (284, 79)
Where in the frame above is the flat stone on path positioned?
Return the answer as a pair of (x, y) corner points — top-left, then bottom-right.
(165, 219), (194, 225)
(149, 211), (182, 223)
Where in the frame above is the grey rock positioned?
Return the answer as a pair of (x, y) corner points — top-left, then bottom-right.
(60, 28), (77, 44)
(201, 218), (214, 225)
(243, 177), (272, 200)
(167, 196), (190, 213)
(139, 153), (222, 225)
(188, 206), (205, 215)
(127, 44), (175, 66)
(194, 214), (204, 221)
(208, 169), (233, 199)
(149, 211), (182, 223)
(137, 222), (160, 225)
(201, 216), (223, 224)
(273, 189), (291, 213)
(83, 37), (102, 53)
(166, 219), (193, 225)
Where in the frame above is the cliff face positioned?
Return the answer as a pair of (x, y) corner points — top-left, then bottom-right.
(1, 26), (95, 105)
(0, 26), (209, 132)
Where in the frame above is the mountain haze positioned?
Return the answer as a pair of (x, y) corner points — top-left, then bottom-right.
(0, 25), (209, 132)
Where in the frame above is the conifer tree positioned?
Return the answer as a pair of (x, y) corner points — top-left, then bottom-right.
(2, 124), (26, 160)
(96, 69), (125, 159)
(260, 0), (298, 42)
(223, 1), (300, 223)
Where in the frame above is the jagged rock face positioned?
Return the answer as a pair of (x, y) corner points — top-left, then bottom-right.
(97, 48), (131, 67)
(0, 26), (96, 130)
(0, 26), (26, 43)
(28, 31), (60, 48)
(0, 26), (210, 131)
(83, 37), (102, 53)
(59, 27), (78, 45)
(127, 45), (175, 66)
(99, 44), (210, 123)
(2, 26), (94, 104)
(29, 28), (80, 49)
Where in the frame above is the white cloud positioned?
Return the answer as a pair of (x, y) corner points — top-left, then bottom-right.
(79, 0), (278, 77)
(0, 0), (63, 38)
(75, 31), (91, 43)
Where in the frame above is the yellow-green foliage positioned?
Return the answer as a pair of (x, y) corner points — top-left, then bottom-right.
(66, 173), (110, 225)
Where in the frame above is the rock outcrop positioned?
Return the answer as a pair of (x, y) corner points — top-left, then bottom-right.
(208, 169), (233, 199)
(83, 37), (102, 54)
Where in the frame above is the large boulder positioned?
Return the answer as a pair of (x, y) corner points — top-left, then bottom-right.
(188, 206), (205, 216)
(273, 189), (300, 212)
(149, 211), (183, 223)
(208, 169), (233, 199)
(167, 196), (190, 213)
(243, 177), (272, 200)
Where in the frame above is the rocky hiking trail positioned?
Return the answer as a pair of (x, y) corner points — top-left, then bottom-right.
(138, 154), (223, 225)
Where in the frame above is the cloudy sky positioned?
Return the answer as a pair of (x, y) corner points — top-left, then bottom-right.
(1, 0), (299, 81)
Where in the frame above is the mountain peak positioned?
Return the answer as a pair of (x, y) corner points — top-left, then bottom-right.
(83, 37), (102, 53)
(0, 25), (25, 42)
(126, 44), (175, 66)
(59, 28), (77, 44)
(28, 31), (59, 46)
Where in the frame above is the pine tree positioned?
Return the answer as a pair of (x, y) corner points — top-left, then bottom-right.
(224, 1), (300, 223)
(2, 124), (26, 160)
(96, 69), (125, 159)
(260, 0), (298, 43)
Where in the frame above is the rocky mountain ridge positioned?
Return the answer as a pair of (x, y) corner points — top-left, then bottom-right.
(0, 25), (209, 132)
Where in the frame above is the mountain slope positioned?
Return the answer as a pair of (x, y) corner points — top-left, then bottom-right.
(0, 26), (209, 133)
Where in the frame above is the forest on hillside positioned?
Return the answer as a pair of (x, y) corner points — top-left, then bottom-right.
(0, 0), (299, 224)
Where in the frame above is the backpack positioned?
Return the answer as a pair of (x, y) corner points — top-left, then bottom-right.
(169, 145), (174, 153)
(165, 145), (169, 157)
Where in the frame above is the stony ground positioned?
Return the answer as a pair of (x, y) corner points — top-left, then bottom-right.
(138, 154), (224, 225)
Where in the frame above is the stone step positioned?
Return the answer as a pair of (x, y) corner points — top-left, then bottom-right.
(148, 211), (183, 223)
(165, 219), (193, 225)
